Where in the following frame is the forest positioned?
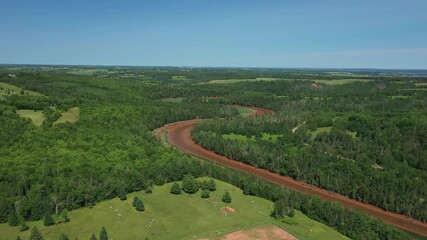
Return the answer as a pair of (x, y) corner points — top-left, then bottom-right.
(0, 66), (426, 239)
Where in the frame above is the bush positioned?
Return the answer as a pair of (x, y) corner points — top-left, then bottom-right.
(201, 190), (210, 198)
(182, 175), (199, 194)
(133, 197), (145, 211)
(207, 179), (216, 191)
(222, 191), (231, 203)
(43, 213), (55, 226)
(8, 211), (19, 226)
(170, 182), (182, 195)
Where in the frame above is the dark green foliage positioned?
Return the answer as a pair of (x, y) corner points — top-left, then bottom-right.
(29, 227), (44, 240)
(60, 209), (70, 223)
(59, 233), (70, 240)
(99, 226), (108, 240)
(199, 180), (209, 190)
(8, 210), (19, 226)
(145, 186), (153, 194)
(133, 197), (145, 211)
(170, 182), (182, 195)
(19, 221), (29, 231)
(222, 191), (231, 203)
(182, 175), (199, 194)
(89, 234), (97, 240)
(271, 198), (295, 219)
(118, 191), (127, 201)
(201, 190), (210, 199)
(43, 212), (55, 226)
(16, 236), (21, 240)
(207, 179), (216, 191)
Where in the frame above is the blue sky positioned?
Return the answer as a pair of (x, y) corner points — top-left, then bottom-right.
(1, 0), (426, 69)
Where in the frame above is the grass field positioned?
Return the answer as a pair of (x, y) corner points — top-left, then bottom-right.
(391, 95), (412, 99)
(310, 127), (332, 139)
(0, 178), (348, 240)
(414, 82), (427, 87)
(223, 133), (282, 143)
(54, 107), (80, 125)
(16, 109), (45, 126)
(0, 82), (45, 99)
(313, 79), (372, 85)
(236, 107), (254, 115)
(66, 69), (112, 75)
(172, 76), (187, 81)
(159, 97), (184, 103)
(205, 78), (291, 84)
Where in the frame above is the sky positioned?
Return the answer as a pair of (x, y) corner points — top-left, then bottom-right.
(1, 0), (426, 69)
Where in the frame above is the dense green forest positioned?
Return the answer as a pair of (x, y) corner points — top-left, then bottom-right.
(0, 66), (426, 239)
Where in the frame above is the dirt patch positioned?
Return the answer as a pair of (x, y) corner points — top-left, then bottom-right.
(211, 199), (220, 204)
(220, 207), (235, 213)
(204, 225), (298, 240)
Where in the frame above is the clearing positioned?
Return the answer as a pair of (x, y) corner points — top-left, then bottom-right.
(1, 178), (348, 240)
(313, 79), (372, 85)
(0, 82), (45, 99)
(223, 133), (283, 143)
(16, 109), (45, 126)
(54, 107), (80, 125)
(205, 78), (292, 84)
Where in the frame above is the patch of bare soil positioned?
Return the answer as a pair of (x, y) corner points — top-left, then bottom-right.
(218, 225), (298, 240)
(220, 207), (235, 213)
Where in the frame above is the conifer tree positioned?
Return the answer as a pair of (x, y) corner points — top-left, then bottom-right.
(8, 210), (19, 226)
(99, 226), (108, 240)
(222, 191), (231, 203)
(89, 234), (97, 240)
(133, 197), (145, 211)
(207, 179), (216, 191)
(170, 182), (182, 195)
(29, 227), (44, 240)
(59, 233), (70, 240)
(43, 212), (55, 226)
(201, 190), (210, 199)
(182, 175), (198, 194)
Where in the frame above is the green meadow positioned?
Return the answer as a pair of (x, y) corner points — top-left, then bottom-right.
(0, 178), (348, 240)
(16, 109), (45, 126)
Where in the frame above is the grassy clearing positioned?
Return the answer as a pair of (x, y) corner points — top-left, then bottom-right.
(172, 76), (187, 81)
(314, 79), (372, 85)
(223, 133), (282, 143)
(236, 107), (254, 115)
(414, 82), (427, 87)
(54, 107), (80, 125)
(1, 178), (348, 240)
(159, 97), (184, 103)
(205, 78), (292, 84)
(0, 82), (45, 99)
(391, 95), (411, 99)
(66, 69), (110, 75)
(16, 109), (45, 126)
(310, 127), (332, 139)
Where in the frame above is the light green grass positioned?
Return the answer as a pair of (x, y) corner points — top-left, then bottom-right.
(205, 78), (292, 84)
(0, 178), (348, 240)
(16, 109), (45, 126)
(54, 107), (80, 125)
(310, 127), (332, 139)
(236, 107), (254, 116)
(66, 69), (110, 75)
(391, 95), (411, 99)
(404, 88), (427, 91)
(223, 133), (282, 143)
(314, 79), (372, 85)
(0, 82), (45, 99)
(159, 97), (184, 103)
(414, 82), (427, 87)
(172, 76), (187, 81)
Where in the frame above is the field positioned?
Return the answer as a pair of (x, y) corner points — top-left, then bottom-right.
(160, 97), (184, 103)
(313, 79), (372, 85)
(0, 82), (44, 99)
(66, 69), (112, 76)
(54, 107), (80, 125)
(310, 127), (332, 139)
(0, 178), (348, 240)
(16, 109), (45, 126)
(236, 107), (254, 115)
(205, 78), (290, 84)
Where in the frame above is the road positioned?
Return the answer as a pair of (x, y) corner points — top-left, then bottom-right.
(159, 106), (427, 237)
